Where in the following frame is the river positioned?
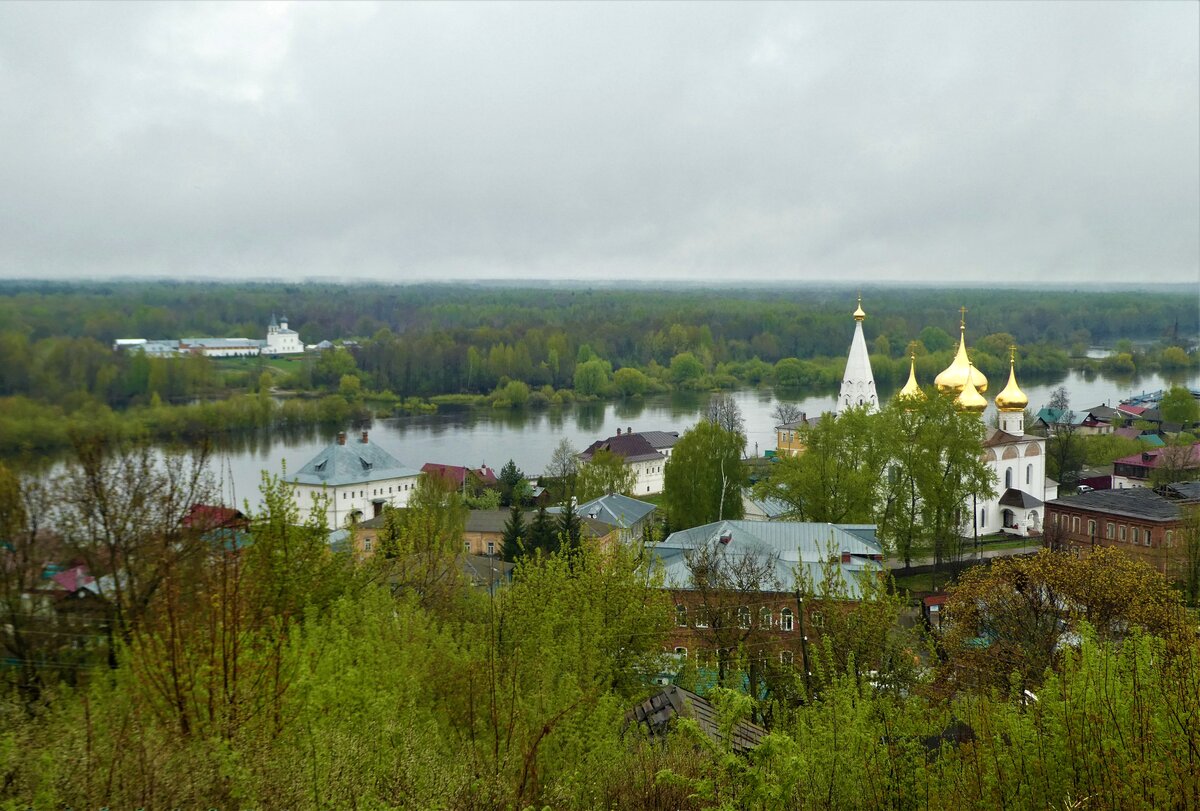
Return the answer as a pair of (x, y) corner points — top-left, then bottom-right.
(205, 367), (1198, 507)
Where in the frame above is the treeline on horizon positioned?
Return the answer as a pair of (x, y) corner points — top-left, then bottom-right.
(1, 282), (1196, 454)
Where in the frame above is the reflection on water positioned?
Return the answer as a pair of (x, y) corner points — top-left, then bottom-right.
(5, 367), (1196, 510)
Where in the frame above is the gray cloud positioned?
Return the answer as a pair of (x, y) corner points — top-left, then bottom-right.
(0, 1), (1196, 283)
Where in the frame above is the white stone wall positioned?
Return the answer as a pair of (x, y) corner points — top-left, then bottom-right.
(971, 437), (1048, 538)
(293, 473), (421, 528)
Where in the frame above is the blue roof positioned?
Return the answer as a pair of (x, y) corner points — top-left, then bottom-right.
(547, 493), (656, 528)
(652, 520), (884, 598)
(291, 437), (420, 487)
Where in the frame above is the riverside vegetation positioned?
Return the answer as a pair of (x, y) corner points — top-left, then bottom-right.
(1, 281), (1196, 454)
(2, 441), (1199, 809)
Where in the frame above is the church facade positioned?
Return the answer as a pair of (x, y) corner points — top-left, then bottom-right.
(837, 302), (1055, 539)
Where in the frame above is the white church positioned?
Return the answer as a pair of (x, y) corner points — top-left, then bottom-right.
(837, 300), (1055, 538)
(264, 314), (304, 355)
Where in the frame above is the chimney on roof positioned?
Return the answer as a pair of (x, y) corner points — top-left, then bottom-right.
(627, 426), (632, 434)
(361, 430), (369, 444)
(718, 531), (732, 545)
(616, 427), (621, 435)
(337, 432), (346, 446)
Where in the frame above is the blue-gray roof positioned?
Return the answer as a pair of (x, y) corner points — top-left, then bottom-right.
(291, 438), (420, 486)
(743, 494), (795, 520)
(548, 493), (656, 528)
(652, 520), (884, 598)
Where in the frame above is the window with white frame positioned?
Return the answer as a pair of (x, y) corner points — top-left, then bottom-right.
(674, 647), (687, 659)
(738, 607), (751, 629)
(780, 650), (794, 666)
(780, 608), (794, 632)
(675, 604), (688, 627)
(760, 607), (773, 629)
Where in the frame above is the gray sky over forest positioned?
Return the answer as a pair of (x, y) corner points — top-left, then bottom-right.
(0, 1), (1197, 284)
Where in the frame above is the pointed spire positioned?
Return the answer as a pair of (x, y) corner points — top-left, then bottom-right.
(837, 295), (878, 414)
(898, 344), (924, 401)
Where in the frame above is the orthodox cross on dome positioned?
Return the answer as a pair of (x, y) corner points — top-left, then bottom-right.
(959, 306), (968, 330)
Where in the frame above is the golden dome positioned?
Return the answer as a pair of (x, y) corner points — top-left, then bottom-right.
(898, 350), (924, 400)
(955, 367), (988, 414)
(853, 293), (866, 322)
(934, 309), (988, 393)
(995, 347), (1028, 413)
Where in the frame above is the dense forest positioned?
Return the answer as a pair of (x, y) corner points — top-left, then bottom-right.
(0, 281), (1196, 453)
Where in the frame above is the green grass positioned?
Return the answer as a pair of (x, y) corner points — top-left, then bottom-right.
(892, 571), (956, 594)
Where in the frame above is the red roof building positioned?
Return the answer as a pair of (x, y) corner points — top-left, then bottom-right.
(420, 463), (498, 489)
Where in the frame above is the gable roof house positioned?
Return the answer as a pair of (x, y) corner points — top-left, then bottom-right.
(548, 493), (657, 544)
(1111, 442), (1200, 489)
(289, 431), (421, 529)
(579, 428), (680, 495)
(421, 463), (499, 490)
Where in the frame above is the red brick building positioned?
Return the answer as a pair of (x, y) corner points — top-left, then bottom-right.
(1044, 482), (1200, 576)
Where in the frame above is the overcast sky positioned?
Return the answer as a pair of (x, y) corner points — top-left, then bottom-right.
(0, 2), (1196, 285)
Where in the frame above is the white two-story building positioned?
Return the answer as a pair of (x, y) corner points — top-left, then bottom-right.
(579, 429), (679, 495)
(289, 431), (422, 528)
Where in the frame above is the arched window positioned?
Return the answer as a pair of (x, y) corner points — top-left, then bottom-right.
(780, 608), (794, 632)
(780, 650), (794, 666)
(1026, 464), (1032, 485)
(759, 607), (773, 629)
(1005, 468), (1013, 489)
(674, 647), (687, 659)
(738, 606), (751, 629)
(675, 604), (687, 627)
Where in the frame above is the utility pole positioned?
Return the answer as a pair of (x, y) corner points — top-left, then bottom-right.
(794, 588), (812, 699)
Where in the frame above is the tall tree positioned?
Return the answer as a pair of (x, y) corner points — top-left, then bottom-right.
(496, 455), (525, 506)
(704, 392), (746, 436)
(757, 406), (888, 525)
(377, 474), (468, 612)
(1160, 385), (1200, 426)
(770, 402), (805, 426)
(1044, 386), (1085, 489)
(55, 436), (214, 646)
(500, 504), (526, 562)
(526, 504), (555, 557)
(544, 438), (580, 504)
(555, 499), (583, 554)
(575, 448), (636, 501)
(876, 393), (996, 568)
(663, 420), (746, 529)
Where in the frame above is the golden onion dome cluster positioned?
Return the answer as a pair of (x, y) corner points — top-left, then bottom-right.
(895, 312), (1028, 415)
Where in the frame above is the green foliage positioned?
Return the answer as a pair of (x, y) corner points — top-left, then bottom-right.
(575, 448), (637, 501)
(761, 406), (890, 525)
(1160, 384), (1200, 425)
(500, 504), (526, 562)
(663, 420), (746, 529)
(613, 366), (650, 397)
(572, 358), (611, 397)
